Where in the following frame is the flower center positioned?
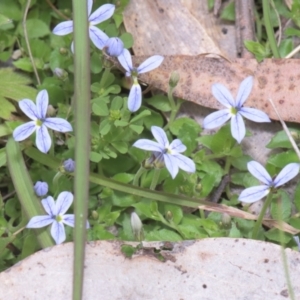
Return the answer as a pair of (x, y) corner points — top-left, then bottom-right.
(36, 119), (43, 127)
(131, 69), (139, 78)
(230, 107), (237, 115)
(56, 215), (63, 222)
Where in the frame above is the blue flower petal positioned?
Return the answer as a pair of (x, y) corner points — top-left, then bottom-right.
(151, 126), (169, 148)
(164, 154), (179, 179)
(117, 49), (133, 73)
(89, 26), (109, 50)
(239, 107), (271, 123)
(274, 163), (300, 187)
(235, 76), (253, 107)
(172, 153), (196, 173)
(52, 20), (74, 35)
(133, 139), (163, 152)
(169, 139), (186, 153)
(203, 109), (231, 129)
(230, 113), (245, 143)
(51, 221), (66, 244)
(62, 214), (75, 227)
(238, 185), (270, 203)
(44, 117), (73, 132)
(127, 83), (142, 112)
(36, 125), (51, 153)
(137, 55), (164, 74)
(41, 196), (56, 216)
(104, 37), (124, 57)
(247, 161), (272, 185)
(19, 99), (38, 120)
(26, 215), (53, 228)
(87, 0), (93, 16)
(36, 90), (48, 119)
(55, 191), (73, 215)
(89, 4), (115, 25)
(211, 83), (235, 108)
(13, 121), (36, 141)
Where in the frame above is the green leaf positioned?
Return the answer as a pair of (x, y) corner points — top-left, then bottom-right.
(6, 138), (54, 247)
(244, 40), (270, 62)
(112, 173), (134, 184)
(130, 109), (151, 123)
(90, 151), (102, 163)
(111, 141), (128, 154)
(146, 95), (171, 112)
(0, 96), (16, 119)
(160, 203), (183, 225)
(266, 129), (300, 149)
(120, 32), (134, 48)
(129, 124), (144, 134)
(20, 19), (50, 39)
(0, 0), (22, 21)
(92, 102), (109, 116)
(278, 39), (293, 57)
(0, 148), (7, 167)
(220, 1), (235, 21)
(264, 228), (292, 244)
(170, 117), (201, 136)
(0, 68), (36, 101)
(271, 190), (292, 221)
(268, 150), (299, 168)
(0, 13), (12, 26)
(145, 228), (182, 241)
(294, 182), (300, 212)
(285, 27), (300, 37)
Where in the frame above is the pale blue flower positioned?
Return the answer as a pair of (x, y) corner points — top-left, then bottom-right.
(26, 192), (89, 245)
(203, 76), (271, 143)
(52, 0), (115, 51)
(238, 161), (300, 203)
(63, 158), (75, 172)
(133, 126), (195, 179)
(13, 90), (72, 153)
(34, 181), (48, 197)
(104, 37), (124, 57)
(117, 49), (164, 112)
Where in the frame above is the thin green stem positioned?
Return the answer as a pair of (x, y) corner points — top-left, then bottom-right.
(164, 88), (182, 130)
(262, 0), (280, 58)
(22, 0), (41, 85)
(252, 192), (273, 239)
(133, 166), (147, 186)
(277, 197), (295, 300)
(150, 169), (161, 190)
(72, 0), (91, 298)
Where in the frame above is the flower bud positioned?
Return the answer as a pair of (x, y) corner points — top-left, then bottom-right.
(169, 71), (180, 88)
(53, 68), (68, 81)
(34, 181), (48, 197)
(165, 211), (173, 221)
(220, 213), (231, 228)
(59, 47), (68, 55)
(130, 212), (143, 241)
(47, 105), (56, 116)
(63, 158), (75, 172)
(91, 210), (99, 220)
(104, 37), (124, 57)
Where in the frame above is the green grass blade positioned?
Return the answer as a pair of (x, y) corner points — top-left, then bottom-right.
(6, 138), (54, 248)
(72, 0), (91, 298)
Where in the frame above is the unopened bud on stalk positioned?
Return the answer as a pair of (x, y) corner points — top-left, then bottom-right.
(104, 37), (124, 57)
(131, 212), (143, 241)
(34, 181), (48, 197)
(169, 71), (180, 88)
(53, 68), (68, 81)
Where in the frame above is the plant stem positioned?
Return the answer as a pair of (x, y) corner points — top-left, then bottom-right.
(22, 0), (41, 85)
(262, 0), (280, 58)
(252, 192), (273, 239)
(133, 166), (146, 186)
(150, 169), (161, 190)
(72, 0), (91, 298)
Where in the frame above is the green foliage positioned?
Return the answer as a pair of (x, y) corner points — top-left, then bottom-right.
(1, 0), (300, 274)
